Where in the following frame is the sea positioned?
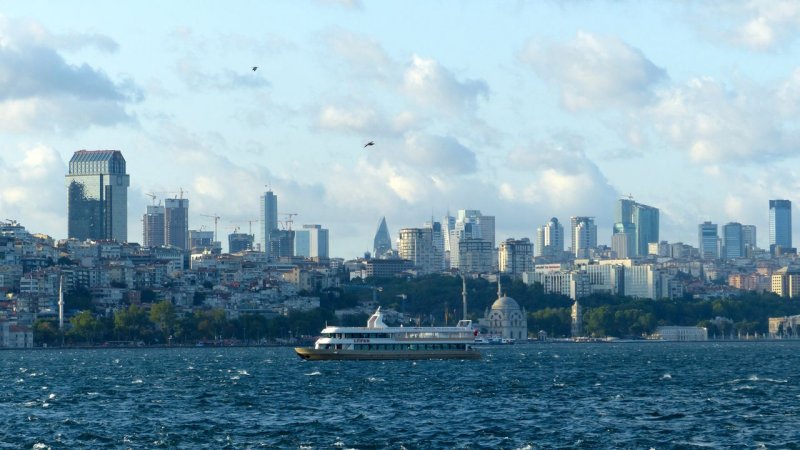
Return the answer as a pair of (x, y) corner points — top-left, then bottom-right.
(1, 341), (799, 449)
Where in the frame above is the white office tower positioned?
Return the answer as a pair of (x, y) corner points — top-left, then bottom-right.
(295, 224), (329, 258)
(449, 209), (495, 271)
(424, 219), (446, 270)
(398, 227), (441, 275)
(571, 216), (597, 259)
(535, 217), (564, 260)
(498, 238), (534, 277)
(442, 213), (456, 268)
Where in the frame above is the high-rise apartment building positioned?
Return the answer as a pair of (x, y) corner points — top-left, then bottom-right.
(613, 198), (659, 257)
(295, 224), (329, 258)
(570, 216), (597, 259)
(142, 205), (165, 248)
(397, 227), (440, 274)
(65, 150), (130, 242)
(698, 221), (719, 260)
(535, 217), (564, 260)
(722, 222), (744, 259)
(164, 198), (189, 250)
(449, 209), (494, 270)
(498, 238), (534, 277)
(769, 199), (792, 255)
(373, 216), (393, 258)
(260, 190), (279, 258)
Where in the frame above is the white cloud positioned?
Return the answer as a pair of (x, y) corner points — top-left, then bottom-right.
(645, 76), (799, 164)
(324, 29), (394, 81)
(316, 104), (381, 133)
(689, 1), (800, 51)
(505, 137), (619, 223)
(0, 146), (66, 236)
(403, 54), (489, 113)
(402, 132), (477, 175)
(0, 16), (139, 133)
(521, 31), (666, 111)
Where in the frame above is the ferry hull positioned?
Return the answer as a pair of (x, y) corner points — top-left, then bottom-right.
(294, 347), (481, 361)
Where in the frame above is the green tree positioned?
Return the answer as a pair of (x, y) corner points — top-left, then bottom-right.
(150, 300), (177, 342)
(114, 304), (153, 342)
(33, 319), (60, 346)
(68, 310), (104, 343)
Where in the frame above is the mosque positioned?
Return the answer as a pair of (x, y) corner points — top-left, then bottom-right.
(478, 279), (528, 341)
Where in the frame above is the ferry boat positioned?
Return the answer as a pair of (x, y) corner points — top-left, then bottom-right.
(294, 307), (481, 361)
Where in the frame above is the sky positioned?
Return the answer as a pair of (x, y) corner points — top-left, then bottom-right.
(2, 0), (800, 257)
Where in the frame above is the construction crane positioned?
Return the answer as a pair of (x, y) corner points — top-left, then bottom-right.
(145, 192), (157, 205)
(200, 213), (221, 242)
(278, 213), (298, 231)
(155, 187), (189, 200)
(247, 218), (260, 235)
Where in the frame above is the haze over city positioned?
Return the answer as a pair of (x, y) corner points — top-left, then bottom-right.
(2, 1), (800, 257)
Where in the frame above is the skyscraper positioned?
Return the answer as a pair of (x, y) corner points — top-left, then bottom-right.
(65, 150), (130, 242)
(295, 224), (329, 258)
(165, 198), (189, 250)
(722, 222), (743, 259)
(228, 232), (254, 253)
(535, 217), (564, 260)
(397, 227), (439, 274)
(613, 198), (659, 257)
(373, 216), (393, 258)
(769, 199), (792, 255)
(742, 225), (757, 251)
(260, 190), (278, 257)
(498, 238), (534, 277)
(142, 205), (165, 248)
(570, 216), (597, 259)
(698, 221), (719, 259)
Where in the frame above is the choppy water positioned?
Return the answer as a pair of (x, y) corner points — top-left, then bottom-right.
(2, 341), (800, 449)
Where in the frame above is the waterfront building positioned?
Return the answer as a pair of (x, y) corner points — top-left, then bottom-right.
(142, 205), (165, 248)
(722, 222), (743, 259)
(164, 198), (189, 250)
(535, 217), (564, 260)
(613, 198), (659, 257)
(570, 216), (597, 259)
(373, 216), (393, 258)
(295, 225), (329, 259)
(260, 190), (279, 258)
(768, 314), (800, 337)
(698, 221), (719, 260)
(769, 200), (792, 255)
(498, 238), (534, 277)
(654, 326), (707, 341)
(65, 150), (130, 242)
(479, 282), (527, 340)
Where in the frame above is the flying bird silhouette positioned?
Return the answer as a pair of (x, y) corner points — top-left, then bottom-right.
(252, 66), (258, 72)
(364, 141), (375, 148)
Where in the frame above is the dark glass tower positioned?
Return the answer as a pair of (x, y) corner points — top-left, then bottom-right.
(769, 199), (792, 255)
(65, 150), (130, 242)
(165, 198), (189, 250)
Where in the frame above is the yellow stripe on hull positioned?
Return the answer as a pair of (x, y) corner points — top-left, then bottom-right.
(294, 347), (481, 361)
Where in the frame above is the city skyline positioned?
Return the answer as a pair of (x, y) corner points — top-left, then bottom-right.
(4, 2), (800, 256)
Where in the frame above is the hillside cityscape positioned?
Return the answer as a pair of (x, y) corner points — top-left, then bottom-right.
(1, 148), (800, 348)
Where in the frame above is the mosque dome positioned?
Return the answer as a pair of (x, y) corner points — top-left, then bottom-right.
(491, 296), (520, 311)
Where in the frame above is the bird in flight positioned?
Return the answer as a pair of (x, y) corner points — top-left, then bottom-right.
(252, 66), (258, 72)
(364, 141), (375, 148)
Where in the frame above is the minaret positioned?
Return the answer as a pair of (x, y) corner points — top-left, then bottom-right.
(58, 275), (64, 330)
(461, 274), (468, 320)
(571, 300), (583, 338)
(497, 276), (503, 298)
